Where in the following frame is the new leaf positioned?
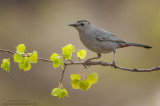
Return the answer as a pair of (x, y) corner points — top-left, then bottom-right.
(18, 57), (31, 71)
(16, 44), (25, 54)
(62, 44), (75, 60)
(79, 79), (91, 91)
(87, 72), (98, 84)
(50, 53), (61, 69)
(1, 59), (10, 72)
(14, 53), (23, 63)
(71, 74), (81, 89)
(29, 51), (38, 63)
(51, 88), (68, 99)
(70, 74), (81, 80)
(77, 50), (87, 59)
(72, 80), (80, 89)
(60, 59), (65, 70)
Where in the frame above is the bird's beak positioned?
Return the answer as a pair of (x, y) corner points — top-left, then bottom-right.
(68, 23), (78, 27)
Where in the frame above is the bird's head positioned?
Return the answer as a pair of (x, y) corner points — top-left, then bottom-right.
(68, 20), (91, 32)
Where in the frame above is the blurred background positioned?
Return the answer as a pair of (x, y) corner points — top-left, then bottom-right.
(0, 0), (160, 106)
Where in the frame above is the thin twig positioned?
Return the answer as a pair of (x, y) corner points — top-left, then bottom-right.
(68, 59), (74, 63)
(60, 64), (67, 83)
(0, 49), (14, 54)
(38, 58), (52, 62)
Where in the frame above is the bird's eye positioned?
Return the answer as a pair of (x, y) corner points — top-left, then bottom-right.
(81, 23), (84, 26)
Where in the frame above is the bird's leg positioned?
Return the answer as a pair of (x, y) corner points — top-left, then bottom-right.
(84, 53), (101, 66)
(112, 50), (117, 68)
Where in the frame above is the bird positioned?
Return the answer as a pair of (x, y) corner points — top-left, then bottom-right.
(68, 20), (152, 66)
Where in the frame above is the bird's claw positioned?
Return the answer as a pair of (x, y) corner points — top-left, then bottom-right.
(85, 59), (90, 66)
(111, 61), (117, 68)
(83, 59), (90, 68)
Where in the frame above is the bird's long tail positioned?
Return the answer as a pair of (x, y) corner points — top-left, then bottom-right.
(125, 42), (152, 49)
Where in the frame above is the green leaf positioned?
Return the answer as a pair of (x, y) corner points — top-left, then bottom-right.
(79, 79), (90, 91)
(70, 74), (81, 80)
(1, 59), (10, 72)
(29, 51), (38, 63)
(50, 53), (61, 69)
(87, 72), (98, 84)
(53, 59), (60, 69)
(77, 50), (87, 59)
(14, 53), (23, 63)
(19, 62), (24, 70)
(16, 44), (25, 54)
(50, 53), (58, 61)
(60, 59), (65, 70)
(62, 44), (75, 60)
(27, 53), (32, 56)
(18, 57), (31, 71)
(60, 88), (68, 98)
(70, 74), (81, 89)
(51, 88), (62, 96)
(71, 80), (80, 89)
(87, 83), (92, 90)
(18, 57), (25, 70)
(23, 61), (31, 71)
(51, 88), (68, 99)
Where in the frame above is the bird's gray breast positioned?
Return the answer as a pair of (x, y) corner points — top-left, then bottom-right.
(78, 28), (120, 53)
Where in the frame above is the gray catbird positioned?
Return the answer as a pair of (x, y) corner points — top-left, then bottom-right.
(69, 20), (151, 66)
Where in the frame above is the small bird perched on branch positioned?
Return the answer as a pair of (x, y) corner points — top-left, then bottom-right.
(68, 20), (152, 66)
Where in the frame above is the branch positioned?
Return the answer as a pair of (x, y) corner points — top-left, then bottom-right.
(1, 49), (160, 73)
(2, 44), (159, 99)
(60, 64), (67, 83)
(0, 49), (14, 54)
(65, 61), (160, 72)
(38, 58), (52, 62)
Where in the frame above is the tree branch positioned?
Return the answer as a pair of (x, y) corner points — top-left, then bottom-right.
(60, 64), (67, 83)
(0, 49), (14, 54)
(38, 58), (52, 62)
(65, 61), (160, 72)
(1, 49), (160, 72)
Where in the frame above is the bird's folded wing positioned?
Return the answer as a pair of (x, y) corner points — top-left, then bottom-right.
(95, 31), (125, 43)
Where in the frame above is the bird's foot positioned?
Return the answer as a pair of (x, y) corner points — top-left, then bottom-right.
(83, 59), (91, 68)
(111, 61), (117, 68)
